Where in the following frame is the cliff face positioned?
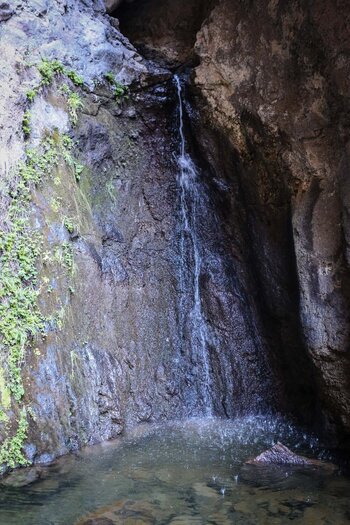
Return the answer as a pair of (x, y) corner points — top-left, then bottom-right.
(117, 0), (350, 444)
(1, 0), (183, 467)
(0, 0), (349, 472)
(0, 0), (281, 469)
(190, 0), (350, 445)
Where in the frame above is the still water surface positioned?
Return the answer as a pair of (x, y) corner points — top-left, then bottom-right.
(0, 417), (349, 524)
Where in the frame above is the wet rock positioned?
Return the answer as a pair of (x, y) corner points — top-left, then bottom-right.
(118, 0), (215, 66)
(191, 0), (350, 446)
(104, 0), (124, 14)
(247, 442), (336, 471)
(1, 466), (42, 487)
(240, 443), (337, 490)
(233, 500), (251, 515)
(248, 442), (313, 466)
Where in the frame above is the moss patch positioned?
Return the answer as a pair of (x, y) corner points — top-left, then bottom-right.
(0, 133), (84, 470)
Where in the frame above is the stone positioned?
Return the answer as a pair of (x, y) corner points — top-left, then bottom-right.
(192, 0), (350, 446)
(248, 442), (314, 466)
(0, 2), (14, 21)
(104, 0), (123, 14)
(247, 442), (337, 471)
(75, 499), (164, 525)
(1, 467), (42, 487)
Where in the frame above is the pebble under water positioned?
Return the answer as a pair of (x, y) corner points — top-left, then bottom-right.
(0, 417), (349, 525)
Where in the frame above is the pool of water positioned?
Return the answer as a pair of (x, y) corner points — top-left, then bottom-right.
(0, 416), (349, 524)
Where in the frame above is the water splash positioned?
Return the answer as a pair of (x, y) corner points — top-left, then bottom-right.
(174, 75), (212, 415)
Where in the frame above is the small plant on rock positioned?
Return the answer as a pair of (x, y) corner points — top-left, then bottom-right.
(22, 111), (31, 137)
(26, 89), (37, 102)
(105, 72), (129, 103)
(67, 91), (83, 125)
(63, 217), (75, 234)
(38, 59), (65, 86)
(66, 70), (84, 87)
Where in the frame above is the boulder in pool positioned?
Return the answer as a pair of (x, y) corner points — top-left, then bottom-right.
(247, 442), (336, 471)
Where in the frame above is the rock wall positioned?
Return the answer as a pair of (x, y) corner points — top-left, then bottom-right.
(117, 0), (350, 445)
(191, 0), (350, 445)
(0, 0), (184, 467)
(0, 0), (284, 470)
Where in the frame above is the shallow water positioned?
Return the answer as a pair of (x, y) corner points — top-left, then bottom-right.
(0, 416), (349, 525)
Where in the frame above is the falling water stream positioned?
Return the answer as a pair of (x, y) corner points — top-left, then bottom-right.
(175, 75), (212, 415)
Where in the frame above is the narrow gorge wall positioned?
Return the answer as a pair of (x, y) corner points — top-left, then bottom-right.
(116, 0), (350, 446)
(190, 0), (350, 446)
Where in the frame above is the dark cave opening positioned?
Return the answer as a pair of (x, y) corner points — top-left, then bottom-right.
(114, 0), (217, 68)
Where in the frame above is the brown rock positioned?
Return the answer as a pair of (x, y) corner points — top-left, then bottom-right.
(192, 0), (350, 446)
(247, 442), (337, 472)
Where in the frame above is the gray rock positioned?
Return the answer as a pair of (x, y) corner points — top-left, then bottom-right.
(248, 443), (312, 466)
(0, 2), (14, 21)
(247, 442), (337, 472)
(1, 467), (42, 487)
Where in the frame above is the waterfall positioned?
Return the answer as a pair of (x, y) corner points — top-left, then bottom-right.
(174, 75), (212, 416)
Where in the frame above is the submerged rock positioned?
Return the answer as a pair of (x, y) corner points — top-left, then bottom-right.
(75, 499), (165, 525)
(1, 466), (42, 487)
(248, 442), (312, 466)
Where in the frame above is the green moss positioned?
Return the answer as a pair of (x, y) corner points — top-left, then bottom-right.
(37, 59), (65, 87)
(22, 111), (31, 138)
(36, 59), (84, 91)
(26, 89), (37, 102)
(114, 81), (129, 102)
(24, 61), (85, 121)
(0, 368), (11, 410)
(105, 71), (116, 84)
(63, 217), (75, 234)
(0, 132), (81, 470)
(62, 242), (74, 272)
(74, 163), (84, 182)
(66, 70), (84, 87)
(105, 72), (129, 102)
(67, 92), (83, 126)
(0, 409), (29, 468)
(50, 196), (62, 213)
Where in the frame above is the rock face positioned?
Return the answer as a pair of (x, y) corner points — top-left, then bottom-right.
(116, 0), (350, 446)
(116, 0), (350, 445)
(0, 0), (283, 469)
(0, 0), (147, 467)
(0, 2), (14, 21)
(191, 0), (350, 446)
